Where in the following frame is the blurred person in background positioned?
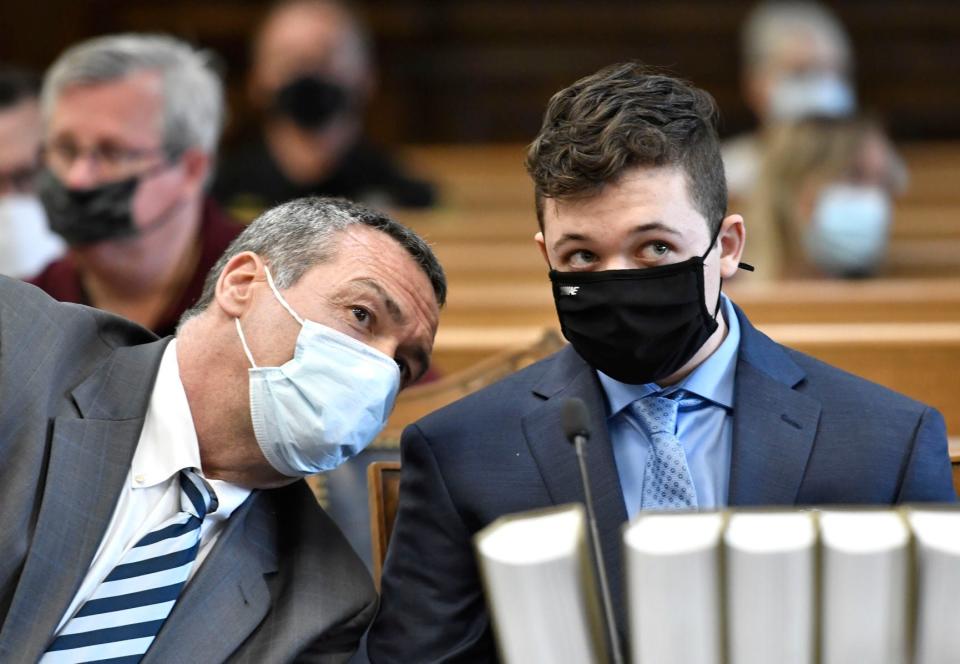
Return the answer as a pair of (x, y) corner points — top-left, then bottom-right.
(724, 1), (857, 199)
(745, 115), (906, 279)
(0, 67), (64, 278)
(32, 34), (243, 337)
(213, 0), (436, 221)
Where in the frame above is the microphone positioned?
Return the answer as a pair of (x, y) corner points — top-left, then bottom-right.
(561, 398), (625, 664)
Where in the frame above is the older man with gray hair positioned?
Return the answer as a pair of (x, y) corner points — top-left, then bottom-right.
(31, 33), (243, 337)
(0, 195), (444, 661)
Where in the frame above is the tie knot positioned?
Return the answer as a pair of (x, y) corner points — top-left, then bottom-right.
(630, 395), (680, 436)
(629, 390), (705, 437)
(179, 468), (219, 518)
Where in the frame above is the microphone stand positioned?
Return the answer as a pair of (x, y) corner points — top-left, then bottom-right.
(572, 432), (625, 664)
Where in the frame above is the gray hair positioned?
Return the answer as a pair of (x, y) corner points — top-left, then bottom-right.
(742, 2), (852, 72)
(41, 33), (224, 156)
(180, 197), (446, 325)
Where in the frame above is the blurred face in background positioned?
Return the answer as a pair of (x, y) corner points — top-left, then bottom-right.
(791, 125), (900, 277)
(44, 70), (208, 284)
(0, 96), (42, 195)
(250, 1), (370, 107)
(0, 94), (65, 278)
(249, 1), (373, 180)
(746, 27), (853, 124)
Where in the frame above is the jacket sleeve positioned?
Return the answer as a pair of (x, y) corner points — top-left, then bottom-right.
(366, 423), (498, 663)
(293, 596), (379, 664)
(896, 406), (957, 503)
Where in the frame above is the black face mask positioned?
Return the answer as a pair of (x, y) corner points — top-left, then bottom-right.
(37, 169), (141, 245)
(36, 166), (182, 246)
(271, 75), (351, 131)
(550, 231), (751, 385)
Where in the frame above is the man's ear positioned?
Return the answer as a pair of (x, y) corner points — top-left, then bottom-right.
(534, 231), (551, 268)
(214, 252), (265, 318)
(718, 214), (746, 279)
(177, 148), (211, 197)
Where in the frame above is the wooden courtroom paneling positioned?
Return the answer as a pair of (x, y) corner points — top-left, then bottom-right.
(430, 323), (960, 435)
(8, 2), (960, 145)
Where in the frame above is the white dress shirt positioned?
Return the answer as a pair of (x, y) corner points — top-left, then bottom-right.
(55, 340), (252, 632)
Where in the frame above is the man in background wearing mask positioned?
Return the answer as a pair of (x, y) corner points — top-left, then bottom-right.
(368, 62), (955, 662)
(723, 1), (858, 199)
(213, 0), (435, 221)
(0, 66), (64, 278)
(0, 196), (444, 661)
(31, 34), (243, 337)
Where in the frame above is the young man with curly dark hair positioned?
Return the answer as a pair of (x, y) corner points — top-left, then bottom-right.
(367, 63), (955, 663)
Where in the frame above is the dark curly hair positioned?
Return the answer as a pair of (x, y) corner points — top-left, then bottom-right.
(526, 62), (727, 235)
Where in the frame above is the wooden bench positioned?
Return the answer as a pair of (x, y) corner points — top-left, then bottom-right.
(437, 278), (960, 327)
(397, 142), (960, 211)
(431, 323), (960, 434)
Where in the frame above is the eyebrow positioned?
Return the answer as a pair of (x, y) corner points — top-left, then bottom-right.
(552, 222), (683, 250)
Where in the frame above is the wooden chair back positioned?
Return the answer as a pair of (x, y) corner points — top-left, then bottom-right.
(368, 460), (402, 589)
(375, 328), (566, 444)
(951, 439), (960, 497)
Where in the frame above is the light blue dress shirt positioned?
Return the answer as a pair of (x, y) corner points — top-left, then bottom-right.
(598, 294), (740, 517)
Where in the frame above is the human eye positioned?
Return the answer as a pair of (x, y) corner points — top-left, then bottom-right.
(350, 305), (373, 327)
(46, 140), (78, 168)
(640, 240), (673, 263)
(396, 358), (411, 385)
(564, 248), (598, 270)
(97, 143), (126, 167)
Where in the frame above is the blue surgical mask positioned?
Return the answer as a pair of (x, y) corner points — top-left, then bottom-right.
(235, 266), (401, 477)
(769, 72), (855, 121)
(804, 183), (892, 277)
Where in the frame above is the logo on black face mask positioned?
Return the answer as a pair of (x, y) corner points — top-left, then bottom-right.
(560, 286), (580, 296)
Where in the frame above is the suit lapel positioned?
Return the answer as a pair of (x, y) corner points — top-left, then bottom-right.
(144, 492), (278, 663)
(728, 307), (821, 506)
(0, 341), (168, 661)
(521, 347), (629, 635)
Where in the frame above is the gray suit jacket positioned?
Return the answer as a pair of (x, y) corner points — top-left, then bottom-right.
(0, 277), (376, 663)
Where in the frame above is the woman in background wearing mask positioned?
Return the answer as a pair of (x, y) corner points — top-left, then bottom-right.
(744, 115), (906, 279)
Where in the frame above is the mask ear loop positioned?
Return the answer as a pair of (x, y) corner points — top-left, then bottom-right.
(704, 221), (758, 318)
(235, 318), (259, 369)
(264, 264), (305, 326)
(703, 223), (726, 319)
(234, 264), (307, 369)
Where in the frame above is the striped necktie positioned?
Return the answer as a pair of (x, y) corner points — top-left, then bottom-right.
(631, 391), (703, 511)
(41, 468), (218, 664)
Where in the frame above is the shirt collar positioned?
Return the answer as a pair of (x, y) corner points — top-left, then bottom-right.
(131, 339), (202, 488)
(598, 293), (741, 417)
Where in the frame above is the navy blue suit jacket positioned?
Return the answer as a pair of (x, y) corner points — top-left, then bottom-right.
(367, 305), (956, 663)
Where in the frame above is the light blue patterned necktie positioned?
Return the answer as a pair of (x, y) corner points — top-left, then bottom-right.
(41, 468), (218, 664)
(631, 391), (701, 510)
